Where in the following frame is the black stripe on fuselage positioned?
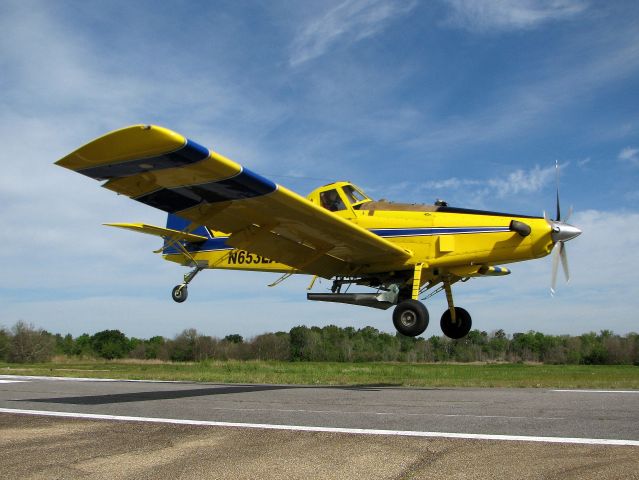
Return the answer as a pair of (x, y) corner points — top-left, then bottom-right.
(77, 139), (209, 180)
(134, 168), (277, 213)
(437, 206), (542, 219)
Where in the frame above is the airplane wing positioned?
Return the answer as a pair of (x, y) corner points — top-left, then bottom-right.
(56, 125), (411, 278)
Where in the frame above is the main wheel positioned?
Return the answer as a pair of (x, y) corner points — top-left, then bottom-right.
(392, 299), (429, 337)
(440, 307), (472, 339)
(172, 285), (188, 303)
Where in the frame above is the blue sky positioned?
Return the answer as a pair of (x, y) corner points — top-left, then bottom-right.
(1, 0), (638, 339)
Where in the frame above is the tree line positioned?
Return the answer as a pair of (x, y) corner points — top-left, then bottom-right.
(1, 320), (637, 365)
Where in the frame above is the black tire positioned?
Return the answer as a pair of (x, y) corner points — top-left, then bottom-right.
(440, 307), (472, 339)
(392, 299), (429, 337)
(172, 285), (188, 303)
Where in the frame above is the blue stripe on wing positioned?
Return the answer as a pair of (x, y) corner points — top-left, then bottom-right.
(135, 167), (277, 214)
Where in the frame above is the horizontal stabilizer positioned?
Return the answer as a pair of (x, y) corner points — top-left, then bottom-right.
(104, 223), (208, 243)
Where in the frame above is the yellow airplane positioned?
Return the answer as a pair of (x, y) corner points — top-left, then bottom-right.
(55, 125), (582, 339)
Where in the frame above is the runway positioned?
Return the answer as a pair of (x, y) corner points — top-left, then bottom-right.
(1, 375), (638, 479)
(1, 374), (638, 442)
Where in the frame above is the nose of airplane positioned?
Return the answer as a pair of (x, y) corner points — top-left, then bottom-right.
(550, 222), (582, 243)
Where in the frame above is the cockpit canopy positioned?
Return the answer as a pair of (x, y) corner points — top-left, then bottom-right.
(307, 182), (373, 212)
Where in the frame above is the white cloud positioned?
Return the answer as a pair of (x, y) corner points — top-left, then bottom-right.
(417, 164), (556, 202)
(618, 146), (639, 165)
(490, 164), (557, 196)
(421, 178), (477, 190)
(442, 0), (588, 33)
(1, 2), (638, 341)
(577, 157), (591, 167)
(289, 0), (416, 66)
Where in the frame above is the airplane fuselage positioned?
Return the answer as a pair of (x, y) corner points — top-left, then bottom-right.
(163, 189), (554, 283)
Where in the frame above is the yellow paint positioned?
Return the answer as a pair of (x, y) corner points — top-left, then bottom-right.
(55, 125), (184, 171)
(412, 263), (423, 300)
(56, 125), (557, 287)
(157, 181), (553, 284)
(103, 152), (240, 198)
(438, 235), (455, 253)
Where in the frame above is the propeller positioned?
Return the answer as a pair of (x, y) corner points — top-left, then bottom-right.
(545, 161), (581, 295)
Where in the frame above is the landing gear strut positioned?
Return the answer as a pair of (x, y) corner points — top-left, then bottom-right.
(392, 263), (429, 337)
(171, 265), (204, 303)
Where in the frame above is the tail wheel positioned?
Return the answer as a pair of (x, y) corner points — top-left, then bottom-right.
(172, 285), (188, 303)
(392, 299), (429, 337)
(440, 307), (472, 339)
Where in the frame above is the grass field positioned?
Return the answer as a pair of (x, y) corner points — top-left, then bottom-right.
(1, 360), (638, 389)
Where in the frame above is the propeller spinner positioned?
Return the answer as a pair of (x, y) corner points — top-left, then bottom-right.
(545, 161), (582, 295)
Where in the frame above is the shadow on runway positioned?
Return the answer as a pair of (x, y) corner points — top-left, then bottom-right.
(17, 383), (422, 405)
(21, 385), (292, 405)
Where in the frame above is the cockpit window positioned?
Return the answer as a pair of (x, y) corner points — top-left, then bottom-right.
(320, 189), (346, 211)
(343, 185), (367, 204)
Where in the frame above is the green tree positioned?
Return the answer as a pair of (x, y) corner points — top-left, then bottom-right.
(55, 333), (76, 356)
(289, 326), (321, 361)
(144, 336), (166, 360)
(224, 334), (244, 344)
(0, 327), (10, 361)
(8, 321), (55, 363)
(252, 333), (290, 360)
(170, 328), (198, 361)
(487, 330), (508, 360)
(74, 333), (93, 356)
(580, 332), (608, 364)
(90, 330), (130, 359)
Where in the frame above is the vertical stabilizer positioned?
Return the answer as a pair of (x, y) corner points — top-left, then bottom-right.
(165, 214), (212, 239)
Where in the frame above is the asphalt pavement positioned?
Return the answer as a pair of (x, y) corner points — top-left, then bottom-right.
(1, 375), (638, 479)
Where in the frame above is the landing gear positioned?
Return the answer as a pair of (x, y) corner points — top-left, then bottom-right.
(393, 299), (429, 337)
(440, 307), (472, 339)
(171, 264), (204, 303)
(440, 280), (472, 339)
(172, 284), (188, 303)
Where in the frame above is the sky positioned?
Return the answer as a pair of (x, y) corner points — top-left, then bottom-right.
(1, 0), (638, 339)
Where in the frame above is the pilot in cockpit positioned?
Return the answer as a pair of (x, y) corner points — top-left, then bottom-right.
(320, 189), (346, 212)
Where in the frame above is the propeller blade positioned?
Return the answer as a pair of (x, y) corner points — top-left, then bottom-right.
(555, 160), (561, 221)
(565, 205), (573, 224)
(551, 241), (561, 295)
(560, 242), (570, 283)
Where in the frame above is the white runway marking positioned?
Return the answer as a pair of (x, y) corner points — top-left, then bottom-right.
(0, 380), (28, 384)
(552, 390), (639, 394)
(0, 375), (181, 384)
(201, 406), (563, 421)
(0, 407), (637, 446)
